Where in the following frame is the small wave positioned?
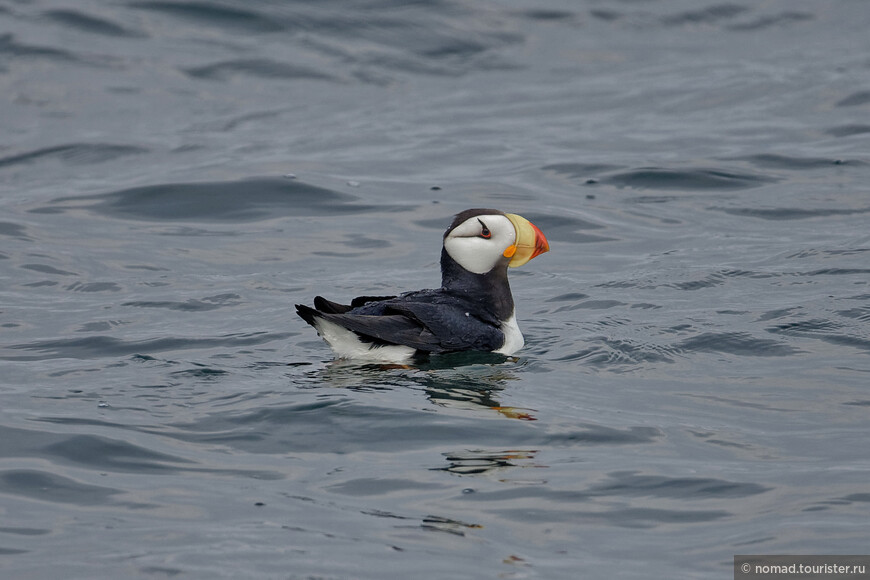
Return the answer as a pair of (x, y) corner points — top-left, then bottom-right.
(169, 367), (230, 379)
(557, 337), (678, 367)
(20, 264), (77, 276)
(0, 222), (31, 240)
(815, 335), (870, 352)
(76, 321), (129, 333)
(767, 318), (870, 353)
(836, 91), (870, 108)
(64, 282), (122, 293)
(453, 471), (765, 503)
(600, 167), (776, 191)
(0, 33), (123, 68)
(827, 125), (870, 138)
(493, 505), (730, 528)
(40, 176), (411, 223)
(756, 307), (801, 322)
(767, 319), (843, 335)
(0, 469), (125, 506)
(661, 5), (749, 27)
(543, 425), (662, 446)
(726, 11), (814, 31)
(541, 163), (624, 180)
(837, 307), (870, 323)
(326, 477), (449, 497)
(183, 59), (338, 82)
(123, 293), (243, 312)
(0, 424), (190, 475)
(0, 33), (80, 64)
(711, 207), (870, 220)
(44, 9), (144, 38)
(513, 9), (579, 23)
(586, 471), (769, 499)
(676, 332), (799, 357)
(735, 154), (866, 170)
(669, 273), (727, 291)
(546, 292), (590, 302)
(0, 143), (149, 170)
(802, 268), (870, 277)
(43, 434), (195, 473)
(553, 300), (625, 313)
(578, 471), (769, 500)
(129, 1), (286, 33)
(2, 331), (292, 360)
(0, 527), (49, 537)
(128, 0), (523, 78)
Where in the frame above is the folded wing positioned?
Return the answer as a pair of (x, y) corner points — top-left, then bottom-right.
(296, 293), (504, 354)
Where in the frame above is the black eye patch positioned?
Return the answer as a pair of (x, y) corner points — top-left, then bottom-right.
(477, 218), (492, 239)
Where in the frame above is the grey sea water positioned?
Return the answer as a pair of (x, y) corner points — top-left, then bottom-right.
(1, 0), (869, 578)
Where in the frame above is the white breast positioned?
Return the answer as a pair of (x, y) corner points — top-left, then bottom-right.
(494, 311), (524, 355)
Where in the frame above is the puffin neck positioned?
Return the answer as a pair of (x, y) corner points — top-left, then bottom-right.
(440, 247), (514, 321)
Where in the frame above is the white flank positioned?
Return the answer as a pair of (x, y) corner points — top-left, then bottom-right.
(494, 311), (524, 355)
(313, 317), (417, 363)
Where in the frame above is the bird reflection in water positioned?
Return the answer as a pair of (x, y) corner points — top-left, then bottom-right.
(311, 351), (538, 422)
(308, 353), (545, 478)
(436, 449), (542, 477)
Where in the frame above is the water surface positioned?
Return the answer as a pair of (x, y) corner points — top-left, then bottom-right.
(1, 1), (869, 578)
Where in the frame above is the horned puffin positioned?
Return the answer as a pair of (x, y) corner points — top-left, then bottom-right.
(295, 208), (549, 362)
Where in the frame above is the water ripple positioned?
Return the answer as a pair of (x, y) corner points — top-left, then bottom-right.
(543, 163), (776, 190)
(492, 506), (731, 528)
(837, 91), (870, 108)
(184, 59), (338, 82)
(0, 470), (127, 506)
(20, 264), (77, 276)
(827, 125), (870, 138)
(713, 207), (870, 220)
(123, 293), (243, 312)
(461, 471), (768, 502)
(0, 222), (31, 241)
(0, 144), (149, 170)
(129, 1), (287, 33)
(726, 11), (814, 31)
(0, 33), (81, 64)
(38, 177), (412, 222)
(2, 332), (292, 361)
(44, 9), (144, 38)
(676, 332), (799, 357)
(661, 5), (749, 27)
(735, 154), (866, 170)
(600, 167), (776, 190)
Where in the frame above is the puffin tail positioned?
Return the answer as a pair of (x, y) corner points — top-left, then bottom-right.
(295, 303), (323, 328)
(297, 296), (354, 327)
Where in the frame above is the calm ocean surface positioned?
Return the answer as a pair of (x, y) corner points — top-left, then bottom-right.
(1, 1), (869, 578)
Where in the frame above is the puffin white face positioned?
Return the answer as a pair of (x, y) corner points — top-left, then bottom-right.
(444, 214), (517, 275)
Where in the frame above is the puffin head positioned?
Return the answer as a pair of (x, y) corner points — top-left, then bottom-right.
(443, 208), (549, 275)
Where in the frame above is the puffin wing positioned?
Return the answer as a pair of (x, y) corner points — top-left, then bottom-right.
(299, 308), (448, 352)
(298, 293), (505, 354)
(382, 301), (505, 352)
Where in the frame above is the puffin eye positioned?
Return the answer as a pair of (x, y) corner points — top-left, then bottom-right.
(477, 218), (491, 239)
